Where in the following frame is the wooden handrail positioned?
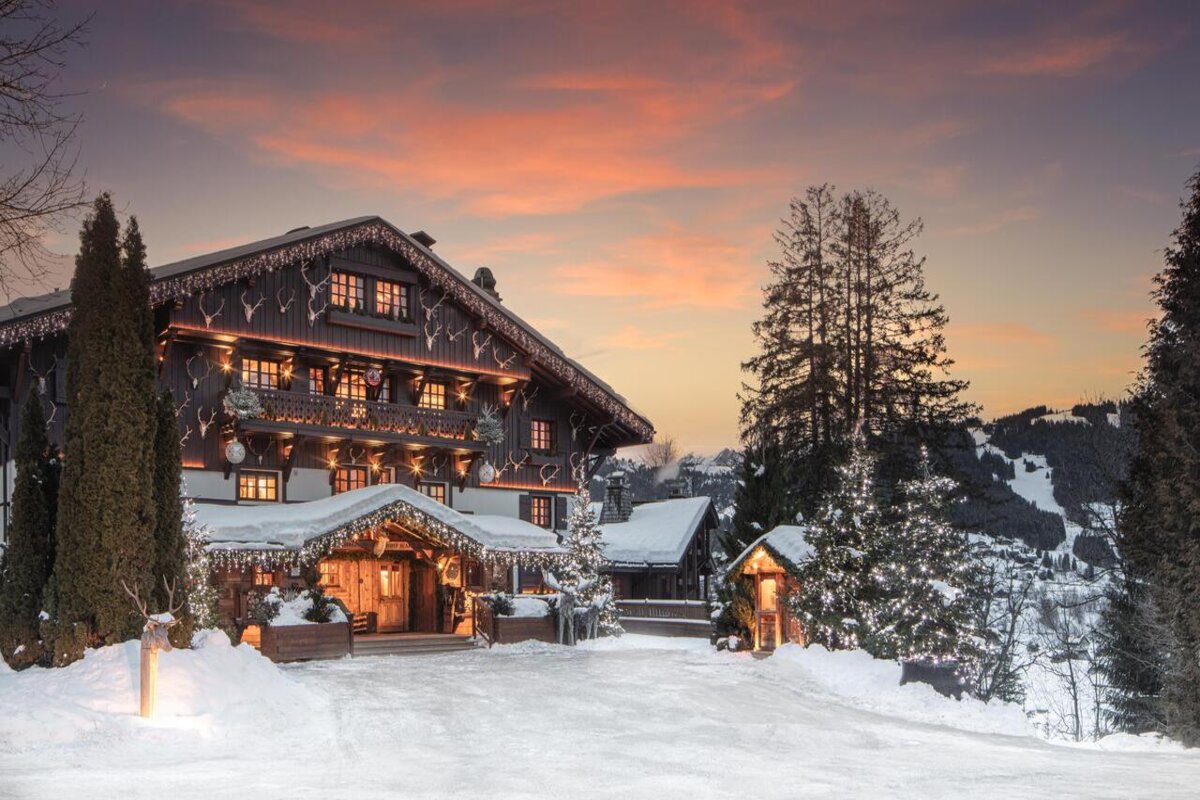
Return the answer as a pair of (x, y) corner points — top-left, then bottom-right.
(254, 387), (477, 440)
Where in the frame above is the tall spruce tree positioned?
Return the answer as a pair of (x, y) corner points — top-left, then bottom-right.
(53, 196), (158, 646)
(1107, 167), (1200, 743)
(726, 430), (794, 559)
(0, 399), (55, 667)
(741, 185), (973, 515)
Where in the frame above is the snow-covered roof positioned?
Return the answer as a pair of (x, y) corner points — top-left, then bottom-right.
(597, 496), (716, 567)
(728, 525), (814, 575)
(195, 484), (565, 565)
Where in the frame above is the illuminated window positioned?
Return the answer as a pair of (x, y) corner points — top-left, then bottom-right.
(240, 358), (280, 390)
(531, 419), (554, 452)
(375, 280), (409, 320)
(419, 482), (446, 505)
(331, 272), (365, 310)
(530, 495), (552, 528)
(419, 381), (446, 410)
(335, 466), (369, 494)
(337, 370), (390, 402)
(318, 561), (339, 588)
(374, 466), (395, 485)
(379, 563), (404, 597)
(253, 566), (274, 587)
(309, 367), (326, 395)
(238, 470), (279, 502)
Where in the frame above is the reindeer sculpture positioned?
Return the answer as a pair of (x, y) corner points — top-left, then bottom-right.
(121, 577), (185, 718)
(543, 573), (595, 646)
(577, 591), (610, 642)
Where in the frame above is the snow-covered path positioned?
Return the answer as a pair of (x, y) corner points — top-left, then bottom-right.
(1, 637), (1195, 799)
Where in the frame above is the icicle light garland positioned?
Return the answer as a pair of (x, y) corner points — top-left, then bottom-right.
(0, 221), (654, 441)
(203, 496), (570, 571)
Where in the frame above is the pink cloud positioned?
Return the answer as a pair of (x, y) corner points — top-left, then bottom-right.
(978, 34), (1140, 78)
(952, 322), (1057, 348)
(1080, 308), (1156, 335)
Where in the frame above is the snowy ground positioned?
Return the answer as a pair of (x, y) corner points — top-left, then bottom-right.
(1, 635), (1196, 799)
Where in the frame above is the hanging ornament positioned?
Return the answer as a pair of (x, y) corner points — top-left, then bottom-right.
(478, 460), (497, 484)
(225, 440), (247, 465)
(365, 366), (382, 388)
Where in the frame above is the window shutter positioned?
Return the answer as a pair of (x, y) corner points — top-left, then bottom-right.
(518, 493), (531, 522)
(555, 495), (568, 530)
(518, 416), (531, 449)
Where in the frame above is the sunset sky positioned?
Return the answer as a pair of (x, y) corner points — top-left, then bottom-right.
(27, 0), (1200, 453)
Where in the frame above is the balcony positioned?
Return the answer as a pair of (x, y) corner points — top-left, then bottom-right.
(240, 388), (486, 450)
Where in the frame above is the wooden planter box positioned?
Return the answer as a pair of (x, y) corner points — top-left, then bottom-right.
(493, 615), (556, 645)
(259, 621), (352, 663)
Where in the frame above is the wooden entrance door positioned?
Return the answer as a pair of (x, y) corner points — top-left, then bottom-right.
(377, 561), (410, 632)
(756, 574), (781, 651)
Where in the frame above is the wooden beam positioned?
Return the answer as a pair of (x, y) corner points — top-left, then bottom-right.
(282, 435), (305, 482)
(502, 379), (527, 421)
(329, 355), (349, 396)
(412, 372), (430, 406)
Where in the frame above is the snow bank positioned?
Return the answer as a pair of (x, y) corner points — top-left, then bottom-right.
(767, 644), (1033, 737)
(0, 630), (326, 749)
(508, 596), (551, 618)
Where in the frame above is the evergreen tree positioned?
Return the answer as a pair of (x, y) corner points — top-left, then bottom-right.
(741, 185), (973, 515)
(151, 391), (187, 634)
(0, 399), (55, 667)
(726, 429), (794, 559)
(181, 486), (219, 632)
(559, 464), (621, 636)
(1097, 575), (1167, 733)
(864, 447), (979, 665)
(790, 433), (881, 649)
(1112, 166), (1200, 744)
(53, 196), (158, 647)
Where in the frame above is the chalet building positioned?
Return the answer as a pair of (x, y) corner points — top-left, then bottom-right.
(595, 473), (718, 600)
(727, 525), (812, 651)
(0, 217), (653, 637)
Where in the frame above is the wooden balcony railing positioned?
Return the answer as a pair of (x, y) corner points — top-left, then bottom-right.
(253, 388), (477, 442)
(615, 599), (710, 621)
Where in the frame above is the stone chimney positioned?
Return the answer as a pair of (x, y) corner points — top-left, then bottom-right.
(472, 267), (501, 302)
(600, 472), (633, 524)
(665, 476), (692, 499)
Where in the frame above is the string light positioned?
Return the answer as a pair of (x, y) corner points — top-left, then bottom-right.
(0, 220), (654, 441)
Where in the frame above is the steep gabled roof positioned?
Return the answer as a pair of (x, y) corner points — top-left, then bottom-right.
(0, 216), (653, 441)
(594, 496), (718, 567)
(727, 525), (814, 575)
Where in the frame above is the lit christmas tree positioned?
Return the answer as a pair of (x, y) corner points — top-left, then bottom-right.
(558, 463), (621, 637)
(790, 432), (879, 650)
(864, 447), (980, 665)
(181, 485), (219, 631)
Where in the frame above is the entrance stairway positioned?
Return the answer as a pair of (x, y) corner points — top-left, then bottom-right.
(352, 633), (477, 657)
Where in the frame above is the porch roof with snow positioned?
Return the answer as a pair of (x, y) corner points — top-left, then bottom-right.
(728, 525), (814, 575)
(594, 496), (718, 568)
(195, 484), (566, 567)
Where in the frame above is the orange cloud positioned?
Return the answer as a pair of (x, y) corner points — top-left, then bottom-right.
(978, 34), (1138, 78)
(598, 325), (684, 350)
(555, 228), (759, 310)
(952, 323), (1057, 348)
(943, 207), (1038, 237)
(1080, 308), (1156, 335)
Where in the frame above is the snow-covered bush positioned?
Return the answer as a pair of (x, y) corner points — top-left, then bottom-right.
(269, 589), (348, 626)
(246, 588), (282, 624)
(474, 404), (506, 446)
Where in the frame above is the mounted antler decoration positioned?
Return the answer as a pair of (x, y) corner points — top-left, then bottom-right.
(471, 330), (492, 361)
(429, 453), (447, 476)
(569, 411), (587, 442)
(28, 356), (58, 427)
(493, 348), (517, 370)
(246, 436), (268, 465)
(179, 425), (192, 448)
(174, 392), (191, 418)
(446, 322), (469, 343)
(198, 294), (224, 328)
(301, 260), (332, 327)
(518, 384), (539, 410)
(196, 405), (217, 439)
(240, 289), (266, 323)
(185, 353), (212, 389)
(276, 286), (296, 315)
(419, 289), (446, 321)
(539, 463), (561, 486)
(121, 577), (185, 718)
(497, 449), (527, 477)
(419, 290), (446, 351)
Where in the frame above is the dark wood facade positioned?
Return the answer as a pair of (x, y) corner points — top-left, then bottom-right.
(0, 218), (653, 533)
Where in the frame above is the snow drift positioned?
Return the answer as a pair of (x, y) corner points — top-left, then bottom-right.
(0, 629), (327, 749)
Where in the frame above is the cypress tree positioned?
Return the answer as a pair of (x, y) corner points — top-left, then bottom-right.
(53, 195), (158, 647)
(1108, 166), (1200, 744)
(0, 399), (55, 667)
(151, 391), (186, 612)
